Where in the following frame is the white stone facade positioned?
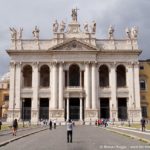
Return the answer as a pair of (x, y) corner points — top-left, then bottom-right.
(7, 11), (142, 124)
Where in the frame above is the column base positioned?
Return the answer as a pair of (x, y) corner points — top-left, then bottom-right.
(84, 109), (99, 124)
(49, 109), (65, 122)
(31, 110), (39, 124)
(128, 109), (142, 122)
(110, 109), (118, 122)
(7, 109), (21, 123)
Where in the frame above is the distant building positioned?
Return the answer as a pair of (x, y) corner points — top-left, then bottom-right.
(139, 59), (150, 119)
(0, 72), (9, 119)
(7, 10), (142, 124)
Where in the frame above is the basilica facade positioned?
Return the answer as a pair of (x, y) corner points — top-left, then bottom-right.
(7, 10), (142, 124)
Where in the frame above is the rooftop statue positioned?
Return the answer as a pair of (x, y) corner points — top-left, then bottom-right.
(59, 20), (66, 32)
(131, 26), (138, 39)
(91, 21), (96, 33)
(125, 27), (131, 39)
(9, 27), (17, 40)
(17, 28), (23, 39)
(32, 26), (40, 39)
(71, 8), (78, 22)
(108, 25), (114, 39)
(53, 20), (59, 32)
(83, 22), (89, 32)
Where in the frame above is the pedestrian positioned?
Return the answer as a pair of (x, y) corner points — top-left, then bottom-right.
(141, 117), (146, 132)
(0, 120), (2, 130)
(53, 120), (56, 129)
(49, 120), (52, 130)
(67, 119), (73, 143)
(12, 119), (18, 136)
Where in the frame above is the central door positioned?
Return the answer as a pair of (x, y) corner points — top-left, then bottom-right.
(69, 98), (80, 120)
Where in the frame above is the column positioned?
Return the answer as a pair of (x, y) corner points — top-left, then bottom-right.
(80, 71), (82, 87)
(51, 62), (57, 109)
(110, 63), (117, 120)
(80, 98), (83, 121)
(134, 63), (141, 109)
(59, 63), (63, 109)
(31, 62), (39, 123)
(15, 62), (21, 118)
(127, 63), (134, 109)
(67, 71), (69, 86)
(67, 98), (69, 121)
(84, 62), (90, 109)
(7, 62), (16, 122)
(91, 62), (96, 109)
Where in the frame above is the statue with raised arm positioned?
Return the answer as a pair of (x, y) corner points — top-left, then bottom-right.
(83, 22), (89, 32)
(53, 20), (59, 32)
(131, 26), (138, 39)
(32, 26), (40, 39)
(9, 27), (17, 40)
(125, 27), (131, 39)
(17, 28), (23, 39)
(91, 21), (96, 33)
(108, 25), (115, 39)
(59, 20), (66, 32)
(71, 8), (78, 22)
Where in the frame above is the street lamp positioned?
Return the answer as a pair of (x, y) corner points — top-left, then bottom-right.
(22, 99), (25, 127)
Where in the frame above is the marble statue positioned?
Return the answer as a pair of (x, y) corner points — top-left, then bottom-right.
(131, 26), (138, 39)
(53, 20), (59, 32)
(84, 22), (89, 32)
(9, 27), (17, 39)
(91, 21), (96, 33)
(125, 28), (131, 39)
(108, 25), (114, 39)
(71, 8), (78, 22)
(59, 20), (66, 32)
(32, 26), (40, 39)
(17, 28), (23, 39)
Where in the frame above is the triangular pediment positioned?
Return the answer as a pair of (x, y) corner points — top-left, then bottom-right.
(49, 38), (97, 51)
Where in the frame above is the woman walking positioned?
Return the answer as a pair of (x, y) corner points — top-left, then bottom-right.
(12, 119), (18, 136)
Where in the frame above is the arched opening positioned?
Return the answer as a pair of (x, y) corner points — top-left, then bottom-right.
(117, 65), (126, 87)
(99, 65), (109, 87)
(40, 65), (50, 87)
(23, 65), (32, 87)
(69, 64), (80, 86)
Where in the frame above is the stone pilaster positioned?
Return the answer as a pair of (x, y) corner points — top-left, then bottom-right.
(31, 62), (39, 123)
(109, 63), (117, 121)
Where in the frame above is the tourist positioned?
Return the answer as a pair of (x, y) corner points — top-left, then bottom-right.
(0, 120), (2, 130)
(49, 120), (52, 130)
(141, 117), (146, 132)
(53, 120), (56, 129)
(12, 119), (18, 136)
(67, 119), (73, 143)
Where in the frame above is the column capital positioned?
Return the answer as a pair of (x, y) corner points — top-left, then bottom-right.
(32, 62), (39, 68)
(10, 61), (16, 68)
(109, 62), (116, 68)
(16, 62), (22, 68)
(84, 61), (91, 65)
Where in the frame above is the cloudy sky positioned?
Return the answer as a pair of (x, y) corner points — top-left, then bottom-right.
(0, 0), (150, 77)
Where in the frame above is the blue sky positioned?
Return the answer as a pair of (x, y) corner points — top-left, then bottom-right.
(0, 0), (150, 77)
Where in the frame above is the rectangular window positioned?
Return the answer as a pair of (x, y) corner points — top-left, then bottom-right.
(140, 66), (144, 70)
(142, 106), (147, 118)
(3, 95), (9, 101)
(140, 80), (146, 90)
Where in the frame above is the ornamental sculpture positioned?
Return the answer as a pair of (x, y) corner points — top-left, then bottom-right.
(71, 8), (78, 22)
(59, 20), (66, 32)
(53, 20), (59, 32)
(131, 26), (138, 39)
(32, 26), (40, 39)
(9, 27), (17, 40)
(91, 21), (96, 33)
(125, 27), (131, 39)
(108, 25), (115, 39)
(83, 22), (89, 32)
(17, 28), (23, 39)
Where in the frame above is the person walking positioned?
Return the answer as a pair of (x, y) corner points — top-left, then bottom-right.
(53, 120), (56, 129)
(141, 117), (146, 132)
(0, 120), (2, 130)
(49, 120), (52, 130)
(12, 119), (18, 136)
(67, 119), (73, 143)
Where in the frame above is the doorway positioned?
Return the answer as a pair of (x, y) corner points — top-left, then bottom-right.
(100, 98), (110, 119)
(118, 98), (127, 120)
(22, 98), (31, 121)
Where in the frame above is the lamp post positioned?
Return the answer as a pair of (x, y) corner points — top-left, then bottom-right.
(22, 99), (25, 127)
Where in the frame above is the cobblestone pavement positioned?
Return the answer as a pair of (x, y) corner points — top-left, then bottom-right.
(2, 126), (150, 150)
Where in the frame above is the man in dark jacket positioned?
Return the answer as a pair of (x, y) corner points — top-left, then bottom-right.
(141, 117), (146, 132)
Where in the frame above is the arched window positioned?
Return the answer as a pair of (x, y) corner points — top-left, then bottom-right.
(23, 65), (32, 87)
(69, 64), (80, 86)
(117, 65), (126, 87)
(99, 65), (109, 87)
(40, 65), (50, 87)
